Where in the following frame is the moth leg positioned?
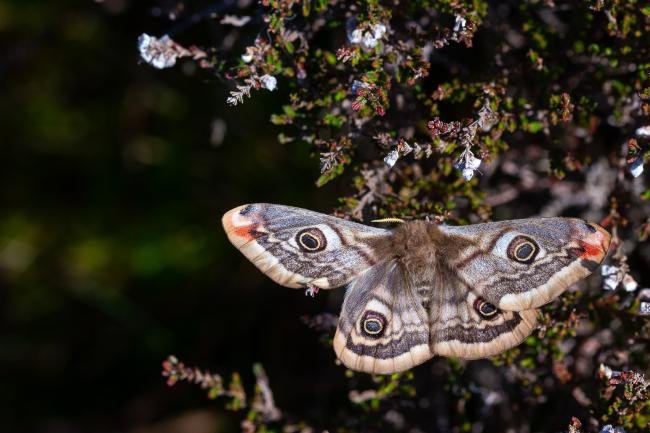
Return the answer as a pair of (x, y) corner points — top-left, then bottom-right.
(304, 284), (320, 297)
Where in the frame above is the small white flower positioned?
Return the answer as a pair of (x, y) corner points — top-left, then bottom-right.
(138, 33), (182, 69)
(603, 267), (638, 292)
(628, 157), (644, 177)
(461, 167), (476, 181)
(260, 75), (277, 91)
(601, 265), (622, 290)
(372, 23), (387, 39)
(349, 28), (363, 44)
(241, 52), (253, 63)
(622, 274), (638, 292)
(603, 277), (619, 291)
(362, 31), (379, 49)
(453, 15), (467, 33)
(454, 149), (482, 181)
(384, 150), (400, 168)
(138, 33), (154, 48)
(636, 125), (650, 138)
(639, 301), (650, 316)
(465, 153), (482, 170)
(601, 265), (619, 277)
(348, 23), (387, 50)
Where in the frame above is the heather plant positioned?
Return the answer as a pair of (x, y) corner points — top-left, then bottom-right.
(137, 1), (650, 432)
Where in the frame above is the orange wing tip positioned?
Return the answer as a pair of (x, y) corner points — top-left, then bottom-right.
(579, 223), (612, 262)
(222, 204), (257, 246)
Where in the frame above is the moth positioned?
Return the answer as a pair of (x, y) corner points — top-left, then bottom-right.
(222, 204), (611, 374)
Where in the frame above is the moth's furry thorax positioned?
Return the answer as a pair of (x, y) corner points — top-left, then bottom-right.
(390, 221), (448, 276)
(391, 221), (443, 250)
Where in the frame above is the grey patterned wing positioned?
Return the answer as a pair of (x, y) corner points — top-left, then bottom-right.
(222, 204), (392, 289)
(333, 261), (433, 374)
(439, 218), (611, 311)
(429, 269), (538, 359)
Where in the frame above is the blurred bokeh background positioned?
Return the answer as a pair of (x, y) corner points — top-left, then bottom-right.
(1, 1), (349, 431)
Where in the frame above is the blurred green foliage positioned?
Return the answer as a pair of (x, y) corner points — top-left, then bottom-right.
(1, 0), (338, 431)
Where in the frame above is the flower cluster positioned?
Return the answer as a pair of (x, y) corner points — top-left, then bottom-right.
(138, 33), (206, 69)
(348, 22), (387, 50)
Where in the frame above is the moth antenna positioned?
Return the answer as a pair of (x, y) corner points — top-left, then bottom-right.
(371, 217), (405, 224)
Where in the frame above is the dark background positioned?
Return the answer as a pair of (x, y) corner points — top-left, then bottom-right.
(1, 1), (349, 431)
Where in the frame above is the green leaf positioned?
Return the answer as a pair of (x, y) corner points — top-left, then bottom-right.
(316, 163), (345, 187)
(324, 51), (337, 65)
(282, 105), (297, 118)
(323, 113), (345, 128)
